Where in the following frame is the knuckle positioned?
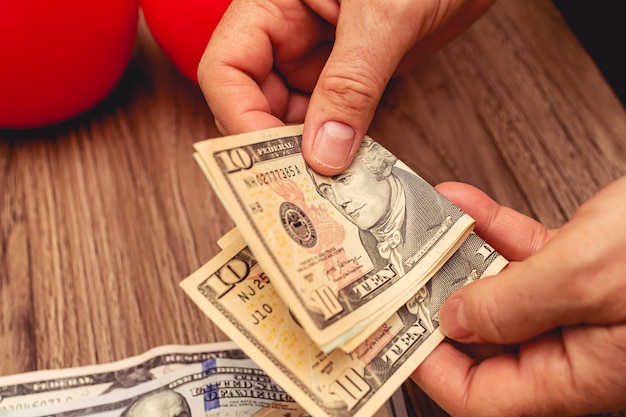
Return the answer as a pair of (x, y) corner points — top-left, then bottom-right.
(414, 1), (446, 36)
(197, 56), (211, 88)
(473, 295), (510, 342)
(361, 0), (423, 21)
(318, 66), (381, 113)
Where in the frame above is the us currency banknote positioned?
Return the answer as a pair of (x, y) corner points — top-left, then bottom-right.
(11, 357), (306, 417)
(0, 344), (407, 417)
(193, 125), (475, 349)
(179, 232), (507, 417)
(0, 342), (244, 412)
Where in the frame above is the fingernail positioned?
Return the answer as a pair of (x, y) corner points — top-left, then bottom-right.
(311, 121), (355, 170)
(440, 296), (474, 340)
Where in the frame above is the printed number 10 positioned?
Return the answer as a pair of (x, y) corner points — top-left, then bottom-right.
(216, 148), (253, 173)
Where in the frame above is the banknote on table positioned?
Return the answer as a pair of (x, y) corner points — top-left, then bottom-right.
(179, 232), (508, 417)
(193, 125), (475, 350)
(0, 343), (279, 414)
(0, 343), (407, 417)
(11, 357), (304, 417)
(0, 342), (243, 412)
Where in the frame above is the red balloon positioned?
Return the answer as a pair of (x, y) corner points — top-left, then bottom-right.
(141, 0), (231, 84)
(0, 0), (140, 129)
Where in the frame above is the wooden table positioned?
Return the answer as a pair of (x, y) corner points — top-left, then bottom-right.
(1, 0), (625, 415)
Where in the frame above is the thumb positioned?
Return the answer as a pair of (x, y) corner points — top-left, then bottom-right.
(439, 181), (626, 344)
(301, 0), (428, 175)
(435, 177), (626, 344)
(438, 261), (563, 344)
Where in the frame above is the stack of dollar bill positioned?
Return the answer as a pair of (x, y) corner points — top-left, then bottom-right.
(0, 341), (408, 416)
(181, 125), (509, 417)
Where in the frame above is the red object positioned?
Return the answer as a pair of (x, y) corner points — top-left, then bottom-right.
(141, 0), (231, 84)
(0, 0), (140, 129)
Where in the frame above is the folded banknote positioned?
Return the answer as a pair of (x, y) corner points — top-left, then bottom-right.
(193, 125), (475, 350)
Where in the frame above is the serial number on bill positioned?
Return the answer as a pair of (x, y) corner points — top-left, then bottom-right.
(242, 166), (302, 188)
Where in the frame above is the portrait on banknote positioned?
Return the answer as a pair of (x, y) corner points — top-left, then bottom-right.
(303, 134), (470, 329)
(120, 389), (190, 417)
(306, 136), (464, 279)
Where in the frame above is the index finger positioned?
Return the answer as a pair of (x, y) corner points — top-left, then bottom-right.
(197, 1), (282, 134)
(435, 182), (555, 261)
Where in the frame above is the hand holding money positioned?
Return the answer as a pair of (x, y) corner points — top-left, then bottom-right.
(192, 125), (477, 350)
(182, 125), (508, 417)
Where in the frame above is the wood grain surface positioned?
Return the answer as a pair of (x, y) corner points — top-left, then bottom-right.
(1, 0), (625, 416)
